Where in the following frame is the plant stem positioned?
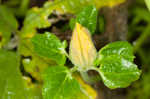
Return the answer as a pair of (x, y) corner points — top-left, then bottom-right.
(80, 71), (92, 84)
(134, 25), (150, 52)
(70, 66), (78, 73)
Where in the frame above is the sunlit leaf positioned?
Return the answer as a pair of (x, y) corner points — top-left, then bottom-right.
(95, 0), (125, 8)
(21, 0), (125, 38)
(99, 55), (141, 89)
(19, 38), (52, 81)
(42, 66), (95, 99)
(69, 23), (97, 71)
(145, 0), (150, 11)
(70, 5), (98, 34)
(20, 7), (52, 38)
(95, 41), (135, 66)
(31, 32), (66, 65)
(96, 41), (141, 89)
(22, 56), (50, 81)
(51, 0), (125, 14)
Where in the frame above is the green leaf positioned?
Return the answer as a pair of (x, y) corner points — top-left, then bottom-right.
(0, 50), (42, 99)
(145, 0), (150, 11)
(47, 0), (94, 14)
(0, 5), (18, 47)
(42, 66), (93, 99)
(18, 38), (56, 81)
(0, 50), (26, 99)
(70, 5), (98, 34)
(31, 32), (66, 65)
(42, 66), (79, 99)
(76, 5), (97, 34)
(69, 18), (76, 30)
(52, 0), (125, 14)
(23, 77), (42, 99)
(4, 0), (29, 16)
(97, 41), (141, 89)
(20, 7), (52, 38)
(98, 41), (135, 62)
(21, 0), (125, 38)
(22, 55), (50, 81)
(99, 55), (141, 89)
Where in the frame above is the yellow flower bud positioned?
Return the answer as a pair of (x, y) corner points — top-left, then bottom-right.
(69, 23), (97, 71)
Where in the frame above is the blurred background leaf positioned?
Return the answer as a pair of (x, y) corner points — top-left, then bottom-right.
(0, 50), (42, 99)
(127, 0), (150, 98)
(145, 0), (150, 11)
(0, 5), (18, 48)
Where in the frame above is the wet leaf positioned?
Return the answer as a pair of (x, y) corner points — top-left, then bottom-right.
(99, 55), (141, 89)
(96, 41), (141, 89)
(69, 23), (97, 71)
(19, 38), (56, 81)
(42, 66), (95, 99)
(70, 5), (98, 34)
(31, 32), (66, 65)
(95, 41), (135, 66)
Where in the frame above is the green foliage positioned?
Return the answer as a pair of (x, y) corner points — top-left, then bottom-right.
(128, 72), (150, 99)
(0, 5), (18, 47)
(0, 50), (26, 98)
(19, 38), (52, 81)
(31, 32), (66, 65)
(42, 66), (91, 99)
(94, 0), (125, 8)
(21, 0), (125, 38)
(20, 7), (52, 38)
(96, 41), (141, 89)
(127, 1), (150, 98)
(52, 0), (125, 14)
(97, 41), (135, 63)
(2, 0), (29, 16)
(0, 0), (142, 99)
(98, 16), (105, 33)
(99, 55), (141, 89)
(145, 0), (150, 11)
(128, 7), (150, 52)
(70, 5), (98, 34)
(69, 22), (141, 89)
(0, 50), (42, 99)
